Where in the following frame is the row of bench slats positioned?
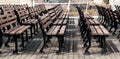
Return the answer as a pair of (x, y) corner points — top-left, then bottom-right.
(86, 19), (100, 25)
(90, 25), (110, 36)
(47, 25), (66, 35)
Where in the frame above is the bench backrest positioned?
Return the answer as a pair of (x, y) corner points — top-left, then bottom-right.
(38, 5), (62, 34)
(28, 7), (36, 19)
(0, 11), (18, 33)
(36, 5), (43, 15)
(1, 5), (14, 14)
(14, 5), (30, 24)
(107, 9), (116, 22)
(41, 4), (47, 12)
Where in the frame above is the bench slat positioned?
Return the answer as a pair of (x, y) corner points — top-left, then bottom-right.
(93, 19), (100, 24)
(0, 20), (16, 28)
(58, 20), (63, 24)
(43, 21), (52, 29)
(17, 26), (30, 34)
(51, 26), (60, 35)
(63, 19), (67, 24)
(89, 19), (94, 24)
(27, 19), (37, 24)
(54, 20), (59, 24)
(10, 26), (25, 34)
(41, 13), (49, 20)
(94, 26), (103, 35)
(4, 26), (20, 34)
(47, 26), (56, 35)
(99, 25), (110, 35)
(89, 26), (97, 35)
(41, 16), (50, 23)
(59, 26), (66, 35)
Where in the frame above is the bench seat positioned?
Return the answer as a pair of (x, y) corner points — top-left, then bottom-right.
(84, 25), (110, 55)
(86, 19), (100, 25)
(89, 25), (110, 36)
(84, 13), (94, 19)
(4, 25), (30, 35)
(53, 19), (67, 25)
(47, 25), (66, 36)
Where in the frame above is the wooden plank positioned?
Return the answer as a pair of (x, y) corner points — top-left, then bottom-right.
(40, 13), (49, 20)
(51, 15), (56, 20)
(0, 20), (16, 28)
(54, 20), (59, 24)
(84, 13), (94, 19)
(63, 14), (67, 18)
(28, 19), (36, 23)
(51, 26), (60, 35)
(47, 26), (56, 35)
(9, 26), (25, 35)
(17, 26), (30, 34)
(41, 17), (49, 23)
(93, 19), (100, 24)
(58, 14), (63, 19)
(99, 25), (110, 36)
(0, 19), (8, 24)
(63, 19), (67, 24)
(88, 19), (94, 24)
(94, 26), (103, 35)
(43, 21), (52, 29)
(59, 26), (66, 35)
(84, 14), (91, 19)
(49, 12), (55, 17)
(8, 16), (17, 21)
(21, 15), (28, 20)
(4, 26), (20, 34)
(89, 26), (97, 35)
(58, 20), (63, 24)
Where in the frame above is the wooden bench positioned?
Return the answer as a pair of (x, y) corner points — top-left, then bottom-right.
(0, 11), (30, 54)
(1, 5), (31, 45)
(84, 25), (110, 55)
(37, 5), (68, 53)
(14, 5), (39, 37)
(83, 19), (100, 42)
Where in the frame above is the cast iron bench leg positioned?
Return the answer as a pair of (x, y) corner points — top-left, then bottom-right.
(60, 36), (64, 48)
(56, 36), (62, 54)
(13, 35), (18, 54)
(84, 31), (89, 47)
(98, 37), (103, 48)
(25, 30), (28, 42)
(84, 34), (91, 55)
(40, 36), (47, 53)
(21, 34), (25, 49)
(5, 36), (10, 47)
(101, 36), (107, 55)
(0, 34), (2, 53)
(30, 27), (33, 38)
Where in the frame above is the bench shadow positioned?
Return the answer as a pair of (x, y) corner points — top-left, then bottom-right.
(106, 40), (119, 53)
